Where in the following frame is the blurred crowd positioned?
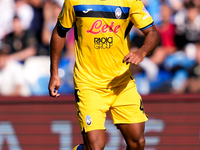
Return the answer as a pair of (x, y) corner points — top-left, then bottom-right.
(131, 0), (200, 94)
(0, 0), (200, 96)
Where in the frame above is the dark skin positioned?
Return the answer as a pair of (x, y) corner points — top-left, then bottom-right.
(48, 22), (159, 149)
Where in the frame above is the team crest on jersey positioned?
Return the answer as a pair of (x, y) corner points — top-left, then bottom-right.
(85, 115), (92, 126)
(115, 7), (122, 19)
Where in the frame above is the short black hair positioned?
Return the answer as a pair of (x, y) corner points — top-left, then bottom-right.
(185, 1), (196, 9)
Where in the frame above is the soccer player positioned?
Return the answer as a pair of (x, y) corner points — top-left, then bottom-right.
(48, 0), (159, 149)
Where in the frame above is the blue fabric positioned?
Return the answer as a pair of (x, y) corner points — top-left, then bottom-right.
(77, 144), (83, 150)
(73, 5), (130, 13)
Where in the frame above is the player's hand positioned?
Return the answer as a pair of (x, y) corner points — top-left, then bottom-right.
(123, 49), (145, 66)
(48, 75), (61, 97)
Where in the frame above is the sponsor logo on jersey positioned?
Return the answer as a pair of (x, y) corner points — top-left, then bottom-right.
(87, 20), (119, 49)
(83, 9), (93, 13)
(94, 37), (113, 49)
(115, 7), (122, 19)
(86, 19), (121, 34)
(85, 115), (92, 125)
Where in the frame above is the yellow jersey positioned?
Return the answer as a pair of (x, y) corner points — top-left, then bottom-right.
(58, 0), (154, 89)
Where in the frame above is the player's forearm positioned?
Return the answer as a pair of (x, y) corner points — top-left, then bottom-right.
(50, 25), (66, 76)
(139, 25), (160, 57)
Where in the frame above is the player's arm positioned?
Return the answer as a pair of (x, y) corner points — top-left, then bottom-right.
(48, 21), (67, 97)
(123, 25), (159, 65)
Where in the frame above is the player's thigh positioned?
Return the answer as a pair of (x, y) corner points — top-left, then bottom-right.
(116, 122), (145, 143)
(75, 89), (109, 132)
(82, 129), (106, 150)
(110, 81), (148, 124)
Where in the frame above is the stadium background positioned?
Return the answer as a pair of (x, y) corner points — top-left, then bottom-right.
(0, 0), (200, 149)
(0, 95), (199, 150)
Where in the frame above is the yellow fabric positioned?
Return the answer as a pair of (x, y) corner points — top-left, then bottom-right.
(72, 145), (79, 150)
(58, 0), (154, 89)
(75, 81), (148, 132)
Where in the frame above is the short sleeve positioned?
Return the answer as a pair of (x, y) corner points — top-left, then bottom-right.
(130, 0), (154, 30)
(58, 0), (76, 29)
